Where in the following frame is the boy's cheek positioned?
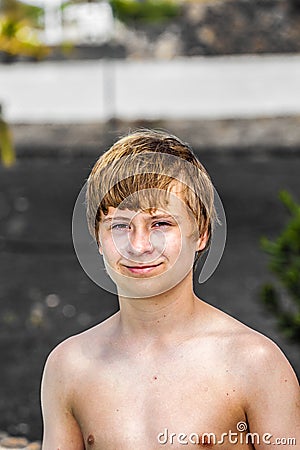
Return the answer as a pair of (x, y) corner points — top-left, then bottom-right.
(97, 232), (105, 256)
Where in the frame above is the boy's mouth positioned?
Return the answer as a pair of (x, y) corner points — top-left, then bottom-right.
(123, 262), (163, 274)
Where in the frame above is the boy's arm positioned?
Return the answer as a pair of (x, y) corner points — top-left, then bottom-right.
(41, 343), (85, 450)
(245, 338), (300, 450)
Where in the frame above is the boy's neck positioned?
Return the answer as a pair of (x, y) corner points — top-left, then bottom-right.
(116, 273), (202, 344)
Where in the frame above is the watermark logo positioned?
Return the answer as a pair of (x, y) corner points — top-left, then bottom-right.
(236, 421), (247, 432)
(157, 423), (297, 446)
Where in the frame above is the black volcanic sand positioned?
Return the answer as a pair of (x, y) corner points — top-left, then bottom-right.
(0, 150), (299, 440)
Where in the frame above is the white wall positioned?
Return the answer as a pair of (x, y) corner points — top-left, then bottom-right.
(1, 55), (300, 123)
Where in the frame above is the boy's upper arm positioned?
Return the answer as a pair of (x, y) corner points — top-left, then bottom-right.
(41, 342), (85, 450)
(245, 337), (300, 449)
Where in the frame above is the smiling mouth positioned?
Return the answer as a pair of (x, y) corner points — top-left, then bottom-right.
(125, 263), (162, 268)
(123, 262), (163, 273)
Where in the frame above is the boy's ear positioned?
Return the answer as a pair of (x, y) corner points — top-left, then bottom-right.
(196, 230), (209, 252)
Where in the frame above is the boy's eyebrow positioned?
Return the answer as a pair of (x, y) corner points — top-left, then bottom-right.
(102, 216), (131, 223)
(102, 213), (181, 223)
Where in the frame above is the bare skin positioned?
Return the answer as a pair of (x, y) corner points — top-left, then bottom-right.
(41, 201), (300, 450)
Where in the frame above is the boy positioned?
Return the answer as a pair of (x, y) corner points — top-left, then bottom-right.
(41, 130), (300, 449)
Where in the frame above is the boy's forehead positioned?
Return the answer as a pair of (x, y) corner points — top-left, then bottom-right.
(101, 208), (181, 223)
(101, 185), (191, 221)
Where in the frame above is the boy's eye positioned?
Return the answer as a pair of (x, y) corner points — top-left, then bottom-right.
(110, 221), (173, 230)
(153, 221), (172, 228)
(111, 223), (129, 230)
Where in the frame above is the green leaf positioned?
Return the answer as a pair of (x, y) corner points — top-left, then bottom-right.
(279, 190), (300, 216)
(0, 120), (16, 167)
(260, 191), (300, 343)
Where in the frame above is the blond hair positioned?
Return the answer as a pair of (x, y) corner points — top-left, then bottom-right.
(86, 130), (217, 260)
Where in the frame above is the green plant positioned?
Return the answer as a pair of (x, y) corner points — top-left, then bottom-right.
(260, 190), (300, 341)
(0, 118), (15, 168)
(0, 0), (43, 22)
(0, 15), (49, 60)
(0, 0), (48, 60)
(110, 0), (180, 24)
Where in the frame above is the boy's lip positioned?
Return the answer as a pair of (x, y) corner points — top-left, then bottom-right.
(124, 262), (162, 268)
(122, 262), (163, 273)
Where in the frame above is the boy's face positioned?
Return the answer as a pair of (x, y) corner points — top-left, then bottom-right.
(97, 186), (207, 298)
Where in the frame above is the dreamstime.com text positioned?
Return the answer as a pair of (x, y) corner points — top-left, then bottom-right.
(157, 422), (297, 446)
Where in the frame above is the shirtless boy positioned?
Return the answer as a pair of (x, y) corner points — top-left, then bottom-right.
(41, 130), (300, 449)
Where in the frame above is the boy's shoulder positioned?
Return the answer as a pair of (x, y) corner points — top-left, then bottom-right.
(204, 302), (296, 381)
(44, 313), (117, 376)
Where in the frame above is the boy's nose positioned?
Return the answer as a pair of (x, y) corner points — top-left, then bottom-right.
(128, 229), (154, 255)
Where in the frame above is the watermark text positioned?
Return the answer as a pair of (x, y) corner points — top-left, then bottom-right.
(157, 422), (297, 446)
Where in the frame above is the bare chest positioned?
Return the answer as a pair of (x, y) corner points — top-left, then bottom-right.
(72, 355), (250, 450)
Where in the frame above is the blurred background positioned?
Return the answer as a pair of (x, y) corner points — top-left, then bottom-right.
(0, 0), (300, 445)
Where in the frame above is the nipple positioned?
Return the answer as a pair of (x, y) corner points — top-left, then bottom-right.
(199, 434), (214, 447)
(87, 434), (95, 446)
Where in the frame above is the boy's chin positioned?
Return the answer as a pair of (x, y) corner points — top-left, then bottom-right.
(104, 258), (194, 298)
(117, 283), (172, 299)
(113, 271), (187, 299)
